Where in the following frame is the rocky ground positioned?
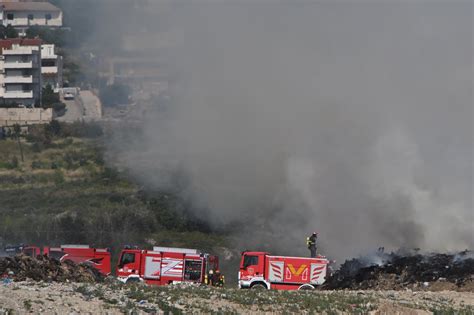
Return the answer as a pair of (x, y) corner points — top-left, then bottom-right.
(0, 281), (473, 314)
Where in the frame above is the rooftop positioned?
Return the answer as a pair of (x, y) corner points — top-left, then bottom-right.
(0, 38), (42, 51)
(0, 2), (61, 12)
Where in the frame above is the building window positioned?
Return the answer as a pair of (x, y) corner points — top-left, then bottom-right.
(7, 13), (14, 20)
(45, 14), (52, 20)
(42, 60), (56, 67)
(28, 14), (34, 20)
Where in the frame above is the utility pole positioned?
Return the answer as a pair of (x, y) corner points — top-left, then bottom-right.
(13, 124), (24, 162)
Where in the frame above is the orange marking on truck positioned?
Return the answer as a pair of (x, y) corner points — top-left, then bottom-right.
(287, 264), (307, 276)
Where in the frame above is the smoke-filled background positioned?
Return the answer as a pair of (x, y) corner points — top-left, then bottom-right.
(107, 1), (473, 261)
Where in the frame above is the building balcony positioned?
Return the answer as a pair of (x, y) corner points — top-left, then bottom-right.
(4, 76), (34, 84)
(41, 66), (58, 74)
(2, 20), (26, 27)
(41, 54), (58, 60)
(3, 61), (34, 69)
(3, 47), (37, 55)
(4, 90), (34, 98)
(3, 19), (62, 28)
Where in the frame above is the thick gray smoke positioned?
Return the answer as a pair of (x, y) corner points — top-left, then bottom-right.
(110, 2), (473, 261)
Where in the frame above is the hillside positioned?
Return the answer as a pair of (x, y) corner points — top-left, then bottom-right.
(0, 122), (229, 261)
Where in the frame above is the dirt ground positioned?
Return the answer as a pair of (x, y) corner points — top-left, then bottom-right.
(0, 281), (473, 314)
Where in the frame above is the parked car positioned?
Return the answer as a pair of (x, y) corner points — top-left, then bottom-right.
(64, 92), (75, 100)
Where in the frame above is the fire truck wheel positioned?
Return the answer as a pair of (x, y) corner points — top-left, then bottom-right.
(126, 278), (140, 284)
(298, 284), (315, 291)
(250, 283), (267, 290)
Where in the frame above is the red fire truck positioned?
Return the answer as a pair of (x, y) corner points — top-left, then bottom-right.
(116, 246), (219, 285)
(5, 244), (111, 275)
(45, 245), (111, 275)
(238, 251), (329, 290)
(4, 244), (40, 257)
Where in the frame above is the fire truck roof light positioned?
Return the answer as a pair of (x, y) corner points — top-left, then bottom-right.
(60, 245), (90, 249)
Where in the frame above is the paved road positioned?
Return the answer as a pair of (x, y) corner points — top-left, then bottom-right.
(80, 90), (102, 122)
(56, 90), (101, 122)
(56, 96), (83, 122)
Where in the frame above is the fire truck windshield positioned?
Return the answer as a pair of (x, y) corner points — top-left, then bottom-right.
(243, 255), (259, 268)
(49, 250), (65, 261)
(119, 253), (135, 267)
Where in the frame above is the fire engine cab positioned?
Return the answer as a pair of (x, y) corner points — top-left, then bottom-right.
(4, 244), (40, 257)
(116, 246), (219, 285)
(238, 251), (329, 290)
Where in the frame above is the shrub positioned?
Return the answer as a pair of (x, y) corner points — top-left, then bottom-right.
(0, 161), (11, 169)
(8, 156), (19, 169)
(60, 121), (103, 138)
(31, 160), (42, 169)
(46, 120), (61, 137)
(26, 124), (52, 146)
(52, 102), (66, 114)
(53, 170), (65, 184)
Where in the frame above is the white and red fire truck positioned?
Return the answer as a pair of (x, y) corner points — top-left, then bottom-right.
(238, 251), (329, 290)
(116, 246), (219, 285)
(5, 244), (111, 275)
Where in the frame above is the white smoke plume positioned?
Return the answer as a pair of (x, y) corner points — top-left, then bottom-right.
(108, 2), (473, 261)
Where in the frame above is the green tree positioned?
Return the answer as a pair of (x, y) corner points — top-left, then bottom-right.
(42, 85), (60, 107)
(0, 24), (17, 39)
(62, 59), (82, 85)
(25, 26), (65, 47)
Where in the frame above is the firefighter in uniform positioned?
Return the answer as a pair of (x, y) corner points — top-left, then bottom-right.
(207, 269), (214, 286)
(307, 232), (318, 258)
(214, 270), (225, 287)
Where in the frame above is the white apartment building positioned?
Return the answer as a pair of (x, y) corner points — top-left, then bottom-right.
(0, 1), (62, 29)
(41, 43), (62, 92)
(0, 38), (41, 107)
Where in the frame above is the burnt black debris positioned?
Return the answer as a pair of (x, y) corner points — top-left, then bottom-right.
(325, 250), (474, 290)
(0, 254), (104, 283)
